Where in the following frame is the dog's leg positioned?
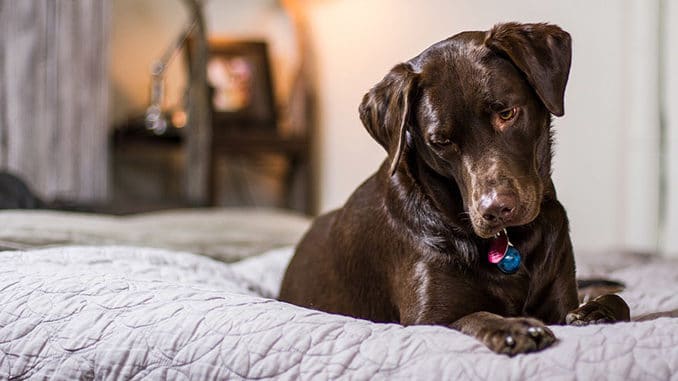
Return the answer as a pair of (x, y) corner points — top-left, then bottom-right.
(451, 312), (556, 356)
(565, 294), (630, 326)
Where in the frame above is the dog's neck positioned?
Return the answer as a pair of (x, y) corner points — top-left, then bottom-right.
(384, 152), (484, 265)
(404, 149), (471, 227)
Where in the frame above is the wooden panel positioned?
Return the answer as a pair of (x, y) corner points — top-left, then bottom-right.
(0, 0), (110, 202)
(3, 1), (46, 190)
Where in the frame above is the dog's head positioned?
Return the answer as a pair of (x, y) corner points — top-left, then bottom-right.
(359, 23), (571, 238)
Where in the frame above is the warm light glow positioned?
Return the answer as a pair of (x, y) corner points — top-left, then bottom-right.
(172, 110), (187, 128)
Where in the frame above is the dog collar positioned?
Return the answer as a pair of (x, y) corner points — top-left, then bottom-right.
(488, 229), (521, 274)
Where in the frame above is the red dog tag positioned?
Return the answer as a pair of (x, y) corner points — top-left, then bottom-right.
(488, 231), (509, 264)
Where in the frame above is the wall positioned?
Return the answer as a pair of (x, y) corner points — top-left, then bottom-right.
(304, 0), (662, 255)
(664, 0), (678, 257)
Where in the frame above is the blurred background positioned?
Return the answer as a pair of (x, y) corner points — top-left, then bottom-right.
(0, 0), (676, 257)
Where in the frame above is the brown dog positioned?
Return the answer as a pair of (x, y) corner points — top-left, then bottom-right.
(279, 22), (629, 355)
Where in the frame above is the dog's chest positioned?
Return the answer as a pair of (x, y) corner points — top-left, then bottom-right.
(475, 232), (546, 316)
(415, 243), (533, 317)
(479, 268), (532, 316)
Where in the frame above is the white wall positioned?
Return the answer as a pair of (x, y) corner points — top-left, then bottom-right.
(663, 0), (678, 257)
(304, 0), (661, 255)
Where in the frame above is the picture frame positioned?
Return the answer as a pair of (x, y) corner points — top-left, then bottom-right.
(204, 39), (278, 131)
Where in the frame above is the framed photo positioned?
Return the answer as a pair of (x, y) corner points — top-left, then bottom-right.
(205, 39), (277, 131)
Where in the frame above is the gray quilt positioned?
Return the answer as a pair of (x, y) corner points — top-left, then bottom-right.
(0, 246), (676, 380)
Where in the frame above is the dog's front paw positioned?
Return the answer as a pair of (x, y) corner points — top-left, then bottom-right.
(480, 317), (556, 356)
(566, 294), (630, 326)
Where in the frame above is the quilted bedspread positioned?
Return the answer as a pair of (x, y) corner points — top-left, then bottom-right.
(0, 246), (676, 380)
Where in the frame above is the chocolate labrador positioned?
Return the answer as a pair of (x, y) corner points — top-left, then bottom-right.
(279, 22), (630, 355)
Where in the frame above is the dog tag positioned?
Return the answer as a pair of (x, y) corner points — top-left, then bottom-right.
(497, 246), (521, 274)
(488, 233), (508, 264)
(488, 229), (522, 274)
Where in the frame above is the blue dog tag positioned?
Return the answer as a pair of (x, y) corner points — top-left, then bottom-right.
(497, 245), (521, 274)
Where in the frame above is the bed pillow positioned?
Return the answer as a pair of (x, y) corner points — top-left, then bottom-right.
(0, 208), (310, 262)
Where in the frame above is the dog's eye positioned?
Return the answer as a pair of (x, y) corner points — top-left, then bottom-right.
(431, 137), (452, 146)
(429, 137), (460, 153)
(498, 107), (517, 121)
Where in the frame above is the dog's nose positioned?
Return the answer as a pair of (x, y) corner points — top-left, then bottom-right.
(479, 192), (518, 223)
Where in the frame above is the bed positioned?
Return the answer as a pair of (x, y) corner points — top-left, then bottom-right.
(0, 209), (676, 380)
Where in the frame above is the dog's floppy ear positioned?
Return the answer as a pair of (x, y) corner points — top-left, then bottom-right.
(359, 63), (418, 176)
(485, 23), (572, 117)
